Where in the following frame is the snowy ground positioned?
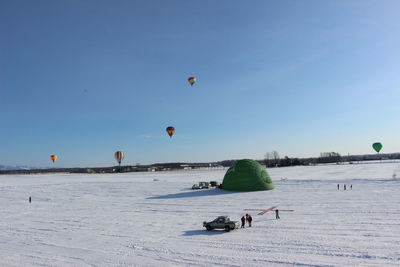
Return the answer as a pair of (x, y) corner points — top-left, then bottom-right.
(1, 161), (400, 266)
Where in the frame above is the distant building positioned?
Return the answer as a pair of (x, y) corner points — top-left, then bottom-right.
(180, 164), (192, 170)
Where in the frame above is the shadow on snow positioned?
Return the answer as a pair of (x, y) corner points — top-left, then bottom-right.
(182, 229), (228, 236)
(147, 189), (246, 199)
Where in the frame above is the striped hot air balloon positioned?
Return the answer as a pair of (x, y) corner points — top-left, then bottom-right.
(114, 151), (125, 166)
(187, 77), (196, 86)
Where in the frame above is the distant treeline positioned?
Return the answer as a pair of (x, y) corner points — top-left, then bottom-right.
(0, 162), (219, 175)
(217, 152), (400, 167)
(1, 152), (400, 175)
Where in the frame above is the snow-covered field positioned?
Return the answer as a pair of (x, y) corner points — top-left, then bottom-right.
(1, 162), (400, 267)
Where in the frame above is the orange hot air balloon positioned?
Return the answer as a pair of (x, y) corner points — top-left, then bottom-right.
(187, 77), (196, 86)
(50, 155), (58, 163)
(114, 151), (125, 166)
(166, 126), (175, 138)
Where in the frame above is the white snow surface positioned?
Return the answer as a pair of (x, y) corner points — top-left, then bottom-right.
(1, 161), (400, 267)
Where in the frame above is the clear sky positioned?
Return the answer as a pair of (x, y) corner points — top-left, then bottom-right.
(1, 0), (400, 168)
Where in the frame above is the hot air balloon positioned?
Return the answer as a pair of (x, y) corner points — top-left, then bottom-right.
(372, 142), (383, 153)
(114, 151), (125, 166)
(166, 126), (175, 138)
(50, 155), (58, 163)
(187, 77), (196, 86)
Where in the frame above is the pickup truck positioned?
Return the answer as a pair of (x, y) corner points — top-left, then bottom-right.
(203, 216), (240, 232)
(209, 181), (219, 187)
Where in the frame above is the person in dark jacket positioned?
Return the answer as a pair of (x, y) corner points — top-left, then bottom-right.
(275, 209), (280, 219)
(247, 214), (253, 227)
(241, 216), (245, 228)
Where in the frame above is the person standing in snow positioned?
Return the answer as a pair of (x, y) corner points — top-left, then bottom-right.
(241, 215), (245, 228)
(337, 184), (339, 190)
(275, 209), (280, 219)
(344, 184), (347, 190)
(247, 214), (253, 227)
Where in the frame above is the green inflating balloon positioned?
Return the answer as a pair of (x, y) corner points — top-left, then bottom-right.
(372, 142), (383, 153)
(222, 159), (275, 191)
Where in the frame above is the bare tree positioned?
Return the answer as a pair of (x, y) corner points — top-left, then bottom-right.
(272, 151), (280, 164)
(264, 152), (271, 166)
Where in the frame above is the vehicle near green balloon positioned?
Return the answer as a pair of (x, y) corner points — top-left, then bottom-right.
(221, 159), (274, 191)
(372, 142), (383, 153)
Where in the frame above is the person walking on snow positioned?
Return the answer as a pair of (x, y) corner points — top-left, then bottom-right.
(275, 209), (280, 219)
(247, 214), (253, 227)
(241, 215), (245, 228)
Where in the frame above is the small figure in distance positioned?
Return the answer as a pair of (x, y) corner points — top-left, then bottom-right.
(337, 184), (339, 190)
(275, 209), (280, 219)
(29, 196), (31, 203)
(247, 214), (253, 227)
(344, 184), (347, 190)
(350, 184), (352, 190)
(241, 215), (245, 228)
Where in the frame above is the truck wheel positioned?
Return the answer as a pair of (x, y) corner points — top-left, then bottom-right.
(224, 226), (231, 232)
(206, 225), (212, 231)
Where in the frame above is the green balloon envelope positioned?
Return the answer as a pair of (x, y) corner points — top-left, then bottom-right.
(372, 142), (383, 153)
(222, 159), (275, 191)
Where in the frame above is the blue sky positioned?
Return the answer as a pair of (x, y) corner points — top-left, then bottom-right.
(1, 0), (400, 168)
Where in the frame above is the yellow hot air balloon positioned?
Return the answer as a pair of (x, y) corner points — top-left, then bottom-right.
(50, 155), (58, 163)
